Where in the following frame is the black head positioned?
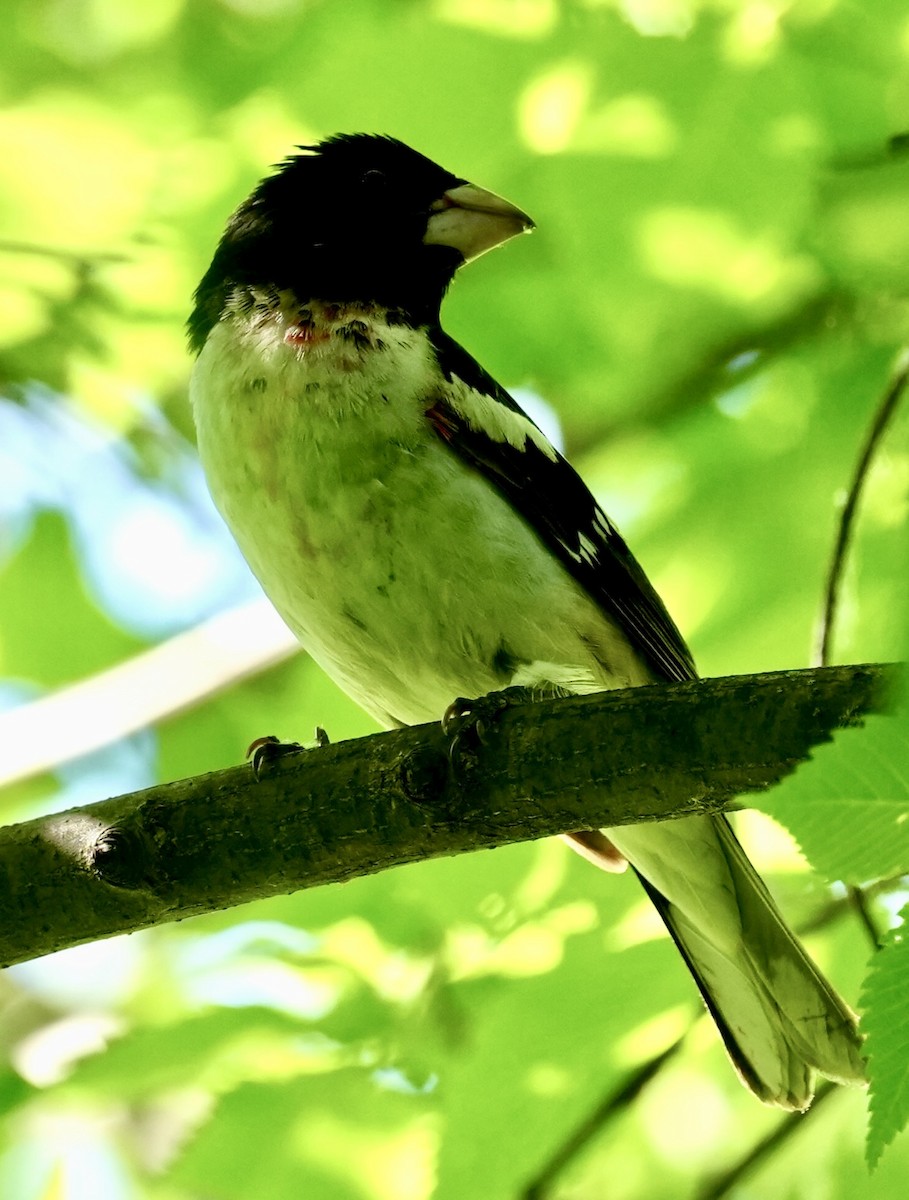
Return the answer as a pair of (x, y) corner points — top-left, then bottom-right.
(189, 133), (532, 352)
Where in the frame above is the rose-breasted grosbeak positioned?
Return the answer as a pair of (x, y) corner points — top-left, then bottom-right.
(190, 133), (864, 1108)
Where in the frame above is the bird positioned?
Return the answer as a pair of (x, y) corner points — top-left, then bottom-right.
(189, 132), (865, 1109)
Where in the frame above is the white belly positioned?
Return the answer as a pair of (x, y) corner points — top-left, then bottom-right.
(192, 314), (648, 726)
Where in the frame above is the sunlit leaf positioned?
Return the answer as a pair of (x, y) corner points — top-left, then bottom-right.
(754, 714), (909, 885)
(862, 905), (909, 1168)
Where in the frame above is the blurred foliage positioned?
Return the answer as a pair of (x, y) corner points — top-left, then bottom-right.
(1, 0), (909, 1197)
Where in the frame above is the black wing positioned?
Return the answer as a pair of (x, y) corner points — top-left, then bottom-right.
(427, 330), (696, 684)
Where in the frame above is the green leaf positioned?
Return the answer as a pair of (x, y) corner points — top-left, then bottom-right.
(753, 713), (909, 884)
(862, 904), (909, 1169)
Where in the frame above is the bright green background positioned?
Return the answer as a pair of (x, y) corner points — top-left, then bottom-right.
(1, 1), (908, 1196)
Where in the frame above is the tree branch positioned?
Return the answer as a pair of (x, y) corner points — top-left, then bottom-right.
(0, 663), (895, 968)
(813, 346), (909, 666)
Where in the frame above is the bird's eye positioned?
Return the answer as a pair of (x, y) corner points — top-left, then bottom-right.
(360, 169), (387, 188)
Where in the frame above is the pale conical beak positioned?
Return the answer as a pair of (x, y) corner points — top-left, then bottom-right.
(423, 182), (535, 263)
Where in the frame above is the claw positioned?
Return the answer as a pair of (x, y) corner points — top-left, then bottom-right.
(246, 726), (329, 780)
(246, 734), (280, 762)
(441, 687), (532, 766)
(247, 735), (303, 779)
(441, 697), (474, 739)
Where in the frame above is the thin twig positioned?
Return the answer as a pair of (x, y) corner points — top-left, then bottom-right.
(696, 1082), (837, 1200)
(521, 1037), (687, 1199)
(846, 885), (883, 951)
(797, 874), (905, 937)
(814, 348), (909, 667)
(812, 358), (907, 947)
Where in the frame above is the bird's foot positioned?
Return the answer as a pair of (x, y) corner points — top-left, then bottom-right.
(247, 727), (330, 780)
(441, 686), (533, 764)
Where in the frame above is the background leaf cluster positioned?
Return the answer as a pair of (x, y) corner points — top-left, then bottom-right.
(1, 0), (909, 1197)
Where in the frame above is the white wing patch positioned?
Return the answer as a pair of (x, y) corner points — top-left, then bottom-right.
(446, 376), (558, 461)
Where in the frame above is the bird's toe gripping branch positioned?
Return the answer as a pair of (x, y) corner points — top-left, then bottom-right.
(247, 727), (331, 780)
(441, 685), (534, 765)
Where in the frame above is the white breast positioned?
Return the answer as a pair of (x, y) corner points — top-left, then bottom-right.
(192, 309), (647, 726)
